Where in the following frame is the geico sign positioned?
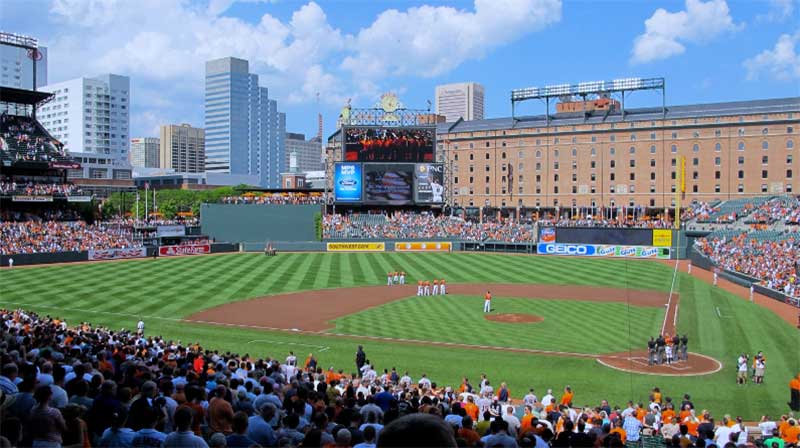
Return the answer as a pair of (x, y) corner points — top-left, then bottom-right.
(538, 243), (596, 256)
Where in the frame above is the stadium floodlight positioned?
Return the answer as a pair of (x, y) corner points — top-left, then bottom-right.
(510, 77), (666, 122)
(0, 31), (38, 49)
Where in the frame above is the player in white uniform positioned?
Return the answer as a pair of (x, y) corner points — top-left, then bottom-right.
(417, 281), (423, 296)
(432, 280), (439, 296)
(440, 280), (446, 295)
(393, 272), (399, 284)
(713, 272), (718, 286)
(424, 281), (431, 296)
(399, 272), (405, 285)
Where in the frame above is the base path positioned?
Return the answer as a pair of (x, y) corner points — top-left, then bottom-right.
(187, 283), (718, 376)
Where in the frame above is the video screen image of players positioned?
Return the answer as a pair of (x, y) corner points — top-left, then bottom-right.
(344, 127), (434, 162)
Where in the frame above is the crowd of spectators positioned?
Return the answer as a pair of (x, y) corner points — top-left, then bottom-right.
(694, 234), (800, 299)
(222, 194), (324, 205)
(0, 221), (141, 255)
(4, 309), (799, 448)
(681, 202), (716, 223)
(1, 113), (67, 163)
(103, 217), (201, 227)
(745, 197), (800, 226)
(1, 209), (81, 222)
(537, 217), (673, 229)
(324, 212), (534, 243)
(0, 180), (82, 197)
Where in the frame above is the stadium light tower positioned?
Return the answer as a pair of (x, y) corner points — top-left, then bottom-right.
(0, 32), (42, 91)
(510, 77), (666, 123)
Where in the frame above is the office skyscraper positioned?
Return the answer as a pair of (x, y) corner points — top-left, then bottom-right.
(435, 82), (484, 122)
(204, 57), (285, 187)
(160, 124), (205, 173)
(130, 137), (160, 168)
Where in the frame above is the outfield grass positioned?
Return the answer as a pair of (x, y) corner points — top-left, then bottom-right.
(1, 252), (798, 419)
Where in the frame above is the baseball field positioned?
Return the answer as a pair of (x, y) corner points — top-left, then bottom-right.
(1, 252), (798, 419)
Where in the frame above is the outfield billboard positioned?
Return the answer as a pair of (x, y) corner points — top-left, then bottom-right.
(537, 243), (670, 259)
(327, 242), (385, 252)
(394, 242), (451, 252)
(334, 162), (363, 203)
(89, 247), (147, 261)
(159, 244), (211, 256)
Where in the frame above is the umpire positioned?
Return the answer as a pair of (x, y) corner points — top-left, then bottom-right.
(656, 335), (666, 364)
(647, 337), (657, 366)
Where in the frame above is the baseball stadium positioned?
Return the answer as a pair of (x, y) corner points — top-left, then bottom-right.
(2, 38), (800, 446)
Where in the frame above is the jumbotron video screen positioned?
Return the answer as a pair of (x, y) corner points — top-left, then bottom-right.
(363, 163), (414, 205)
(344, 126), (435, 163)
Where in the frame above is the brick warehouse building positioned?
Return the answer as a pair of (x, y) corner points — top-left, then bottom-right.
(435, 97), (799, 209)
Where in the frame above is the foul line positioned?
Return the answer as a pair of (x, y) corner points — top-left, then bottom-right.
(662, 254), (680, 336)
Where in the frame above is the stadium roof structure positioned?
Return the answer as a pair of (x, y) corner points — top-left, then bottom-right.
(0, 86), (53, 106)
(437, 97), (800, 135)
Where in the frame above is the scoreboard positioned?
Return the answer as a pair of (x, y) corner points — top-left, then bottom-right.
(335, 125), (441, 205)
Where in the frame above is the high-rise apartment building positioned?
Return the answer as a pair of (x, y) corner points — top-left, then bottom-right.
(0, 32), (47, 90)
(130, 137), (160, 168)
(435, 82), (484, 123)
(285, 133), (322, 172)
(159, 124), (205, 173)
(204, 57), (285, 187)
(40, 74), (130, 160)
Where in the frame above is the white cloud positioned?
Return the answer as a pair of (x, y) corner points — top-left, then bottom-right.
(342, 0), (561, 79)
(744, 31), (800, 81)
(756, 0), (796, 22)
(40, 0), (559, 136)
(631, 0), (741, 64)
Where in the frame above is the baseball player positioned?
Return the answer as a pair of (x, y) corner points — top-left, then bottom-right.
(713, 271), (718, 286)
(417, 280), (423, 296)
(399, 271), (405, 285)
(687, 262), (692, 274)
(424, 280), (431, 296)
(750, 284), (754, 302)
(393, 271), (400, 284)
(387, 272), (393, 286)
(440, 279), (446, 295)
(483, 291), (492, 313)
(432, 279), (439, 296)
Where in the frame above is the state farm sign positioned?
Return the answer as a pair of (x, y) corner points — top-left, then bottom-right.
(158, 244), (211, 256)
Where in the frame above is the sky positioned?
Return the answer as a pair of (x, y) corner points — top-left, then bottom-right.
(3, 0), (799, 140)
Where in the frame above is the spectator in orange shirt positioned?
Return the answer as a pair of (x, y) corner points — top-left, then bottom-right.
(560, 386), (573, 407)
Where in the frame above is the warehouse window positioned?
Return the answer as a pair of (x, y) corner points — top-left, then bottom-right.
(715, 143), (721, 151)
(715, 184), (720, 193)
(738, 184), (744, 193)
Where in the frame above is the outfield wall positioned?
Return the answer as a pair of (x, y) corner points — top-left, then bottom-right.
(201, 204), (319, 244)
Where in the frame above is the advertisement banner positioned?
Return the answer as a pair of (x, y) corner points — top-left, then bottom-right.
(539, 227), (556, 243)
(158, 244), (211, 256)
(413, 163), (444, 204)
(334, 163), (363, 203)
(652, 229), (672, 247)
(327, 242), (385, 252)
(157, 225), (186, 237)
(12, 195), (53, 202)
(394, 242), (451, 252)
(537, 243), (670, 259)
(89, 247), (147, 261)
(66, 196), (92, 202)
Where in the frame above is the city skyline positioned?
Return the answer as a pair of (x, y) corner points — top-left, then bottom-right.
(3, 0), (798, 141)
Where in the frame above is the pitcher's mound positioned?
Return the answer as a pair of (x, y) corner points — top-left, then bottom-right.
(485, 313), (544, 324)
